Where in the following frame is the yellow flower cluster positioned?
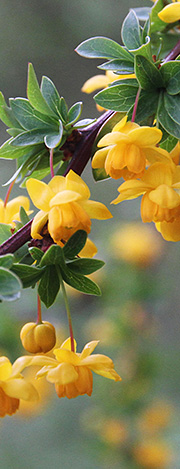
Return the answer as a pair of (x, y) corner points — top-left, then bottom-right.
(0, 337), (121, 417)
(92, 115), (180, 241)
(158, 0), (180, 24)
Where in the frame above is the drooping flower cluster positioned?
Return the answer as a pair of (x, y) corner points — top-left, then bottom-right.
(0, 336), (121, 417)
(26, 170), (112, 252)
(92, 114), (180, 242)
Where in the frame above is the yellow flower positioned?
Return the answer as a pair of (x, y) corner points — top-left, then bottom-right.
(113, 161), (180, 223)
(156, 215), (180, 241)
(170, 141), (180, 165)
(158, 0), (180, 23)
(133, 440), (173, 468)
(0, 196), (30, 227)
(92, 116), (169, 180)
(111, 222), (163, 266)
(82, 70), (135, 111)
(0, 356), (38, 417)
(19, 338), (121, 399)
(138, 401), (173, 434)
(26, 170), (112, 244)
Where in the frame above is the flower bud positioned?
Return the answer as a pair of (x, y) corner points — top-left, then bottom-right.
(20, 321), (56, 354)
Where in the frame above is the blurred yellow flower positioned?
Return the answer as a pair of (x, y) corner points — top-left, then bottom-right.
(19, 337), (121, 399)
(17, 366), (53, 417)
(111, 222), (163, 266)
(0, 195), (30, 227)
(99, 418), (128, 446)
(26, 170), (112, 244)
(158, 0), (180, 23)
(138, 401), (173, 434)
(113, 162), (180, 223)
(133, 440), (172, 468)
(82, 70), (135, 111)
(0, 356), (38, 418)
(92, 116), (169, 180)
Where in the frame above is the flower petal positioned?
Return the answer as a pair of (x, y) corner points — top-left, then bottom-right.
(53, 348), (80, 366)
(66, 170), (90, 199)
(92, 148), (109, 169)
(158, 3), (180, 23)
(60, 337), (77, 352)
(90, 366), (121, 381)
(2, 379), (39, 401)
(75, 367), (93, 395)
(46, 362), (78, 385)
(98, 132), (128, 147)
(79, 238), (97, 258)
(81, 74), (110, 93)
(80, 200), (112, 219)
(49, 190), (81, 206)
(149, 185), (180, 209)
(5, 196), (30, 224)
(26, 179), (53, 211)
(0, 357), (12, 381)
(112, 180), (150, 204)
(128, 127), (162, 146)
(48, 175), (66, 194)
(31, 210), (48, 239)
(80, 341), (99, 359)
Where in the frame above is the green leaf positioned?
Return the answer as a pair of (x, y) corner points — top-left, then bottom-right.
(150, 0), (166, 34)
(0, 224), (12, 244)
(94, 79), (138, 111)
(157, 92), (180, 139)
(19, 206), (30, 226)
(10, 98), (57, 131)
(10, 128), (57, 147)
(73, 118), (96, 128)
(40, 244), (66, 268)
(98, 59), (134, 74)
(44, 119), (63, 149)
(92, 167), (109, 182)
(160, 61), (180, 88)
(68, 258), (104, 275)
(164, 94), (180, 126)
(59, 97), (68, 123)
(38, 265), (60, 307)
(159, 129), (178, 152)
(0, 267), (22, 301)
(29, 247), (44, 264)
(27, 63), (57, 117)
(11, 264), (44, 288)
(133, 7), (151, 22)
(128, 88), (159, 123)
(167, 69), (180, 95)
(75, 36), (134, 61)
(61, 268), (101, 296)
(121, 10), (142, 50)
(0, 254), (14, 269)
(0, 92), (21, 128)
(63, 230), (87, 259)
(68, 102), (83, 125)
(0, 138), (42, 160)
(40, 75), (61, 117)
(135, 55), (162, 90)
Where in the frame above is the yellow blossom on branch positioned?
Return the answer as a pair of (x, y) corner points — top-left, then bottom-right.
(158, 0), (180, 23)
(26, 170), (112, 245)
(0, 356), (38, 417)
(92, 116), (170, 180)
(112, 162), (180, 223)
(17, 338), (121, 399)
(0, 195), (30, 227)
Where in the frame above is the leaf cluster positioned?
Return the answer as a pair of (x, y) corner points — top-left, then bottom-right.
(76, 4), (180, 156)
(0, 64), (93, 186)
(0, 231), (104, 307)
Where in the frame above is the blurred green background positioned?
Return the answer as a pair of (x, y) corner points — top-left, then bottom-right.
(0, 1), (180, 468)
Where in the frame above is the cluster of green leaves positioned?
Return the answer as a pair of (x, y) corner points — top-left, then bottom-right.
(0, 63), (94, 186)
(0, 230), (104, 307)
(76, 1), (180, 152)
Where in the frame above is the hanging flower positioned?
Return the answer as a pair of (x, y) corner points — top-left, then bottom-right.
(0, 356), (38, 417)
(158, 0), (180, 23)
(82, 71), (135, 111)
(0, 196), (30, 227)
(92, 116), (170, 180)
(112, 162), (180, 223)
(18, 338), (121, 399)
(26, 170), (112, 245)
